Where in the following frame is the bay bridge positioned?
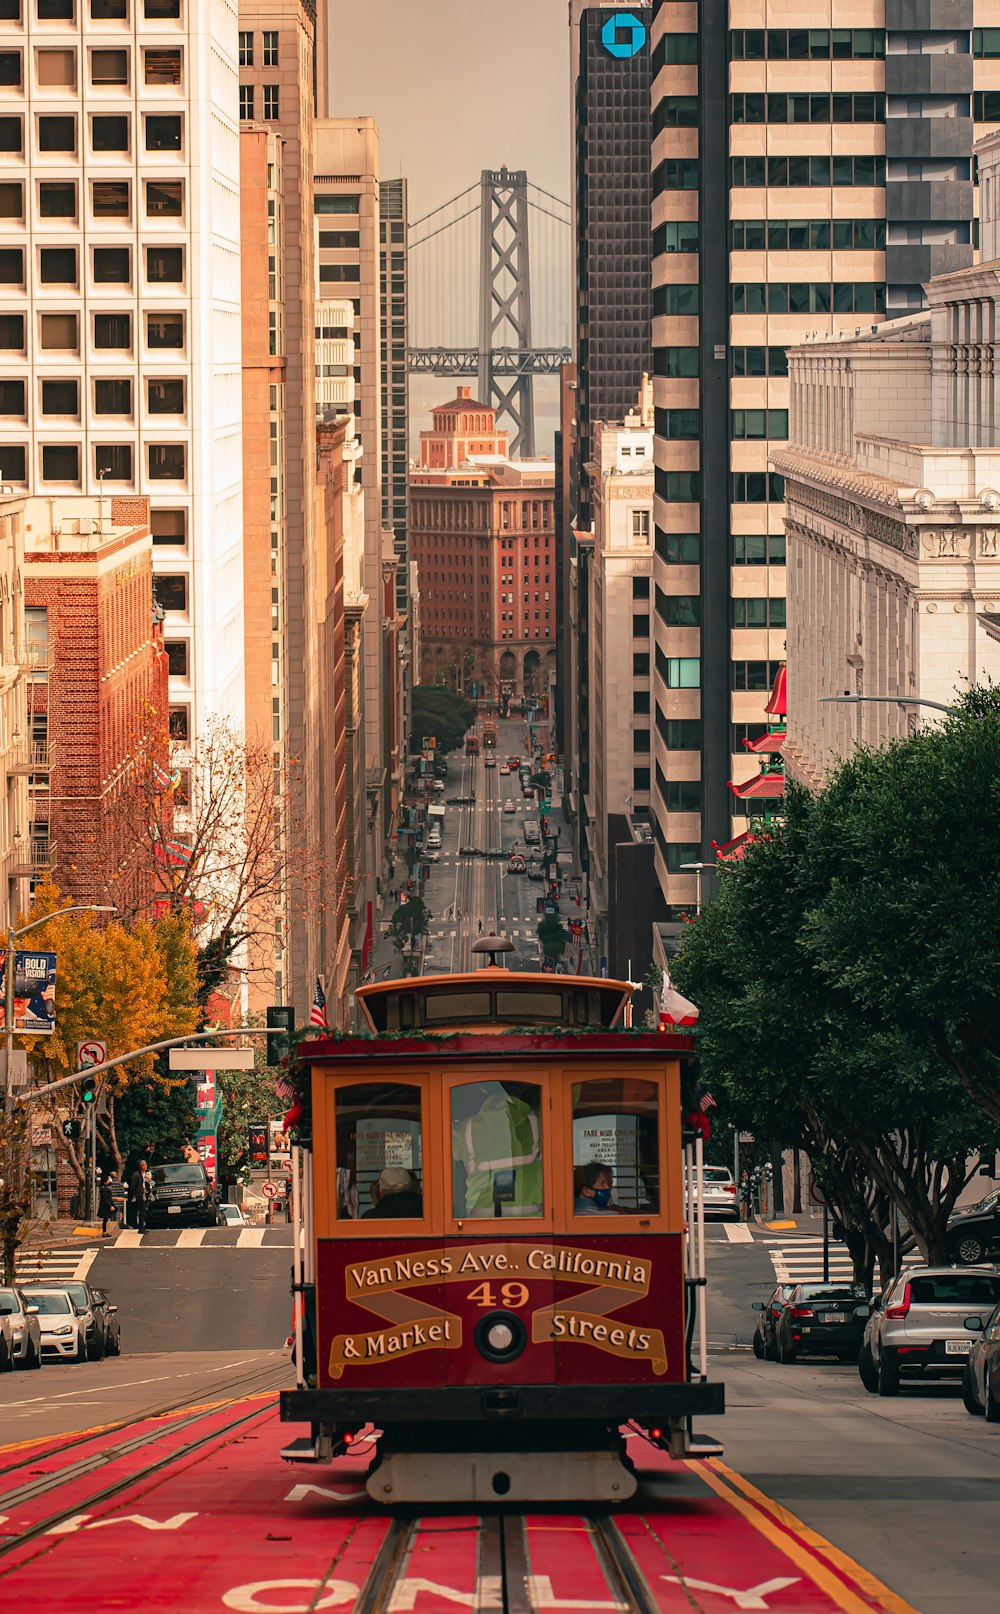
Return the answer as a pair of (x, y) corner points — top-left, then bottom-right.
(408, 168), (572, 459)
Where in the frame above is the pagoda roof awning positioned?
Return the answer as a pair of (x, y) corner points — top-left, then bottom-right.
(744, 730), (786, 755)
(728, 772), (786, 801)
(711, 831), (756, 862)
(765, 663), (787, 717)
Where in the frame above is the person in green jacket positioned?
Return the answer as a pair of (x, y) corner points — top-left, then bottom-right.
(452, 1083), (543, 1217)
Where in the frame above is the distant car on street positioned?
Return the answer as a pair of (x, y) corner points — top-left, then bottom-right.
(962, 1299), (1000, 1420)
(769, 1282), (871, 1364)
(26, 1289), (89, 1362)
(687, 1164), (739, 1219)
(499, 764), (510, 775)
(146, 1160), (219, 1228)
(502, 800), (517, 814)
(750, 1284), (795, 1359)
(946, 1188), (1000, 1266)
(0, 1287), (42, 1369)
(485, 756), (496, 769)
(218, 1203), (248, 1227)
(859, 1265), (1000, 1396)
(432, 781), (445, 793)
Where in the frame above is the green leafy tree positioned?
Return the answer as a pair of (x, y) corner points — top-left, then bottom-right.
(410, 686), (477, 756)
(537, 913), (569, 964)
(389, 895), (431, 975)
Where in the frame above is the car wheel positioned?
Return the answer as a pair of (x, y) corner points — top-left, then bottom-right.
(953, 1232), (988, 1266)
(752, 1330), (765, 1359)
(778, 1334), (797, 1365)
(858, 1341), (878, 1394)
(30, 1340), (42, 1369)
(877, 1349), (900, 1397)
(962, 1361), (985, 1417)
(108, 1332), (121, 1357)
(765, 1329), (778, 1362)
(985, 1371), (1000, 1425)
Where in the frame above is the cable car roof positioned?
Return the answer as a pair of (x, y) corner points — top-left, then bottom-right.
(355, 966), (634, 1035)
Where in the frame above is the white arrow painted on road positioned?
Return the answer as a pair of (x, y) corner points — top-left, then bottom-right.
(47, 1511), (197, 1534)
(283, 1483), (364, 1503)
(662, 1575), (800, 1611)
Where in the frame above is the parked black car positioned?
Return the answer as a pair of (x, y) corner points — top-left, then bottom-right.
(947, 1189), (1000, 1266)
(962, 1299), (1000, 1420)
(771, 1282), (871, 1363)
(146, 1161), (218, 1228)
(91, 1289), (121, 1357)
(751, 1284), (794, 1359)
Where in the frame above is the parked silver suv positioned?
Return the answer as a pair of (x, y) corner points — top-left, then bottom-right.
(859, 1265), (1000, 1397)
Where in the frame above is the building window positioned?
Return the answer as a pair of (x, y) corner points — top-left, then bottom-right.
(319, 264), (361, 283)
(90, 48), (128, 85)
(40, 246), (78, 285)
(38, 0), (74, 14)
(94, 376), (131, 414)
(732, 347), (789, 378)
(94, 311), (131, 349)
(632, 614), (650, 639)
(93, 245), (130, 283)
(731, 409), (790, 440)
(91, 113), (128, 152)
(38, 114), (76, 152)
(733, 597), (786, 628)
(262, 30), (278, 65)
(652, 220), (699, 255)
(652, 284), (699, 317)
(0, 445), (26, 482)
(654, 469), (701, 503)
(143, 47), (181, 84)
(151, 507), (185, 545)
(732, 534), (786, 565)
(263, 84), (278, 119)
(90, 0), (127, 17)
(41, 443), (80, 482)
(318, 230), (361, 250)
(0, 52), (23, 89)
(148, 443), (185, 480)
(659, 593), (700, 627)
(39, 312), (78, 350)
(95, 443), (132, 481)
(666, 781), (702, 813)
(37, 48), (77, 87)
(0, 314), (25, 350)
(168, 704), (189, 740)
(146, 245), (183, 284)
(164, 640), (188, 676)
(144, 0), (180, 14)
(145, 114), (181, 151)
(146, 312), (183, 348)
(155, 574), (187, 612)
(145, 179), (182, 216)
(0, 379), (25, 416)
(731, 154), (885, 188)
(731, 473), (784, 504)
(0, 180), (23, 218)
(91, 179), (128, 217)
(41, 378), (78, 415)
(314, 194), (360, 215)
(238, 31), (253, 65)
(40, 180), (77, 218)
(665, 842), (702, 874)
(0, 248), (24, 286)
(147, 378), (184, 414)
(664, 657), (701, 688)
(732, 660), (782, 691)
(239, 83), (253, 120)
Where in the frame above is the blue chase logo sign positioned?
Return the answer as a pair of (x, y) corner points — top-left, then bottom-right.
(601, 11), (647, 59)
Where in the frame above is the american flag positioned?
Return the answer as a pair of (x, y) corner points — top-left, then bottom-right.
(310, 978), (329, 1029)
(699, 1090), (717, 1114)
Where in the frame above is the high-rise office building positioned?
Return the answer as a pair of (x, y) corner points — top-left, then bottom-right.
(649, 0), (1000, 919)
(380, 177), (410, 615)
(0, 0), (245, 735)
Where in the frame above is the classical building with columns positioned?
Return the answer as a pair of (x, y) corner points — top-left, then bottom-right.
(772, 131), (1000, 790)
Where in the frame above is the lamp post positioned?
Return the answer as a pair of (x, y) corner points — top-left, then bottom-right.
(819, 694), (957, 715)
(678, 861), (717, 917)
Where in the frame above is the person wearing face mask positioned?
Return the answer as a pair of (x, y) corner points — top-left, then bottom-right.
(574, 1160), (618, 1215)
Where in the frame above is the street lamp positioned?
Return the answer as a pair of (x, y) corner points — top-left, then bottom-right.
(819, 694), (957, 715)
(679, 862), (716, 916)
(3, 906), (117, 1109)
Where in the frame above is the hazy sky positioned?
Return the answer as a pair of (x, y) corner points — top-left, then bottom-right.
(328, 0), (571, 223)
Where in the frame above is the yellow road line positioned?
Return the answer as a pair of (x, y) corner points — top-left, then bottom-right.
(696, 1459), (922, 1614)
(0, 1391), (277, 1455)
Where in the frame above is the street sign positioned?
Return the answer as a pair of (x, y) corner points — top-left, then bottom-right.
(261, 1180), (279, 1199)
(808, 1172), (827, 1207)
(169, 1048), (255, 1070)
(76, 1039), (107, 1070)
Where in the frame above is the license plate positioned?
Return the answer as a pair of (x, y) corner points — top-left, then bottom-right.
(945, 1339), (972, 1355)
(820, 1314), (845, 1323)
(167, 1205), (181, 1214)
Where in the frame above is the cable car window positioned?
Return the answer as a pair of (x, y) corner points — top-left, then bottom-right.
(571, 1079), (660, 1214)
(451, 1081), (543, 1218)
(334, 1084), (423, 1220)
(424, 991), (492, 1022)
(494, 990), (562, 1021)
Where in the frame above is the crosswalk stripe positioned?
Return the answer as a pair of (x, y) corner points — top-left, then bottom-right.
(765, 1240), (920, 1284)
(15, 1246), (100, 1282)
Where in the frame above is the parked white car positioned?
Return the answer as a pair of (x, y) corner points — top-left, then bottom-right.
(217, 1203), (248, 1227)
(27, 1289), (89, 1362)
(687, 1165), (739, 1220)
(0, 1287), (42, 1370)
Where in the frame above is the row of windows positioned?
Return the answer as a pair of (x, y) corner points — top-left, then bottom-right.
(0, 110), (187, 157)
(655, 469), (786, 504)
(653, 408), (788, 446)
(975, 29), (1000, 55)
(731, 92), (884, 125)
(732, 218), (885, 252)
(975, 92), (1000, 122)
(733, 282), (885, 314)
(0, 375), (185, 414)
(0, 241), (182, 286)
(654, 532), (787, 566)
(0, 309), (185, 350)
(239, 84), (280, 121)
(655, 346), (789, 380)
(0, 175), (185, 220)
(732, 155), (885, 189)
(654, 591), (786, 628)
(237, 29), (278, 67)
(0, 0), (180, 17)
(0, 440), (187, 483)
(0, 44), (182, 91)
(653, 220), (699, 256)
(729, 28), (884, 59)
(314, 194), (360, 216)
(653, 283), (698, 316)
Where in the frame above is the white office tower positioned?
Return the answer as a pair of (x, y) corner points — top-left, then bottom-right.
(0, 0), (245, 731)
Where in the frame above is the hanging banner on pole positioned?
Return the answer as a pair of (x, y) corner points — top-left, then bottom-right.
(0, 951), (58, 1034)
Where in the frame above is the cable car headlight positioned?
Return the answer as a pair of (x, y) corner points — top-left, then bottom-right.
(474, 1310), (527, 1364)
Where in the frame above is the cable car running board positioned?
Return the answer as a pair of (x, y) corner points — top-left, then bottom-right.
(366, 1446), (637, 1506)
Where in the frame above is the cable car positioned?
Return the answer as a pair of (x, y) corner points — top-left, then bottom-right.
(280, 938), (723, 1503)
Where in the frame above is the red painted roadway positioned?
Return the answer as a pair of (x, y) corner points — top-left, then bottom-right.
(0, 1399), (920, 1614)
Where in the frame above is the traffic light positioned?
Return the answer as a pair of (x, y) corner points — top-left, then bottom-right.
(266, 1005), (295, 1066)
(62, 1118), (82, 1141)
(80, 1071), (97, 1105)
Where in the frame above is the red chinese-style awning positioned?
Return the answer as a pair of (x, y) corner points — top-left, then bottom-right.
(711, 831), (756, 862)
(765, 663), (787, 717)
(728, 772), (786, 801)
(743, 730), (786, 755)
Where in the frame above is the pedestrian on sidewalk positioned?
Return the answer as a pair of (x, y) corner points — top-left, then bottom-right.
(98, 1172), (117, 1237)
(129, 1159), (150, 1234)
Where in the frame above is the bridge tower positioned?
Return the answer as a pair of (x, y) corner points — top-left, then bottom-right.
(478, 168), (535, 460)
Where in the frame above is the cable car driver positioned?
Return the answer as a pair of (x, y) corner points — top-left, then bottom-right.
(453, 1083), (543, 1217)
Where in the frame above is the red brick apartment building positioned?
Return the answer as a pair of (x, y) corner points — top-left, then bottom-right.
(410, 388), (556, 701)
(22, 495), (168, 913)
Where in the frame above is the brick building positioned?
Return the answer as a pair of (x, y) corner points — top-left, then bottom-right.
(410, 388), (556, 701)
(22, 494), (168, 914)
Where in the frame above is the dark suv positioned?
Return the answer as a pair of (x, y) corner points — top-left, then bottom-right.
(146, 1161), (218, 1228)
(947, 1188), (1000, 1266)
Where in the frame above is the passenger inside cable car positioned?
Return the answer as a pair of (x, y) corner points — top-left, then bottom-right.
(334, 1083), (424, 1220)
(574, 1161), (619, 1215)
(362, 1166), (423, 1220)
(452, 1081), (543, 1217)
